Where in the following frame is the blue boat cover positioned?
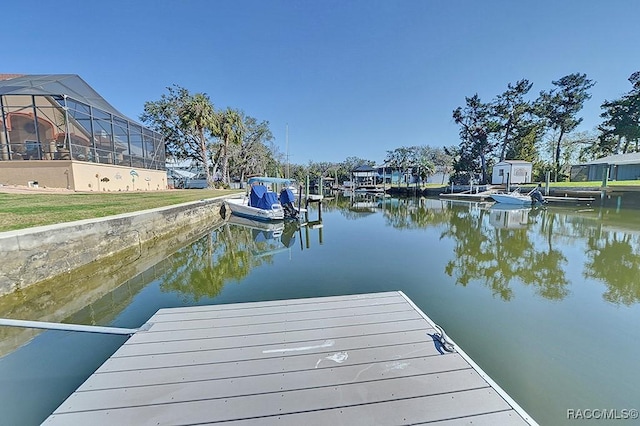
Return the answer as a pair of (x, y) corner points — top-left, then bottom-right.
(280, 188), (295, 205)
(250, 185), (279, 209)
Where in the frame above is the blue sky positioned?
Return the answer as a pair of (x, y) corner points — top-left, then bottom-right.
(6, 0), (640, 164)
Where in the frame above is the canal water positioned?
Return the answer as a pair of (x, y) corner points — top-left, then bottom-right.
(1, 195), (640, 425)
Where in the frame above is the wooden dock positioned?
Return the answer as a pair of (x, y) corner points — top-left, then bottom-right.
(544, 195), (595, 205)
(439, 191), (495, 202)
(43, 291), (537, 425)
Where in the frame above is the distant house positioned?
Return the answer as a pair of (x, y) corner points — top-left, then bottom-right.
(165, 158), (210, 189)
(352, 165), (377, 187)
(571, 152), (640, 181)
(491, 160), (532, 185)
(352, 165), (450, 187)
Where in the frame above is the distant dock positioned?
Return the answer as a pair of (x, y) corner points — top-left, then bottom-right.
(44, 291), (537, 425)
(440, 187), (595, 206)
(439, 190), (496, 202)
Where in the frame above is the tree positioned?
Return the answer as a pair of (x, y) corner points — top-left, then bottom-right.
(598, 71), (640, 155)
(180, 92), (217, 184)
(493, 79), (538, 162)
(536, 73), (595, 181)
(385, 147), (414, 186)
(452, 94), (497, 184)
(228, 114), (274, 182)
(140, 85), (217, 185)
(415, 146), (452, 184)
(504, 124), (540, 163)
(213, 107), (244, 184)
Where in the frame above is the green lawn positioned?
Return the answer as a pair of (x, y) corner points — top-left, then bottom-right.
(0, 189), (240, 232)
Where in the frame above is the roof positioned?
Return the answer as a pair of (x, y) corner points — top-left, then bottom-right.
(494, 160), (532, 166)
(248, 176), (292, 185)
(352, 165), (376, 172)
(578, 152), (640, 166)
(0, 74), (126, 118)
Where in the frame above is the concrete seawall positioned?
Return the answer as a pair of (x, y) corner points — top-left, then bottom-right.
(0, 197), (227, 297)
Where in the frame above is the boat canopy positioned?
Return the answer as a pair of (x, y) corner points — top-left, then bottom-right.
(249, 185), (280, 209)
(248, 177), (292, 186)
(280, 188), (296, 205)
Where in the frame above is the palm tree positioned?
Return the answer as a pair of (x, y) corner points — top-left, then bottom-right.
(214, 108), (244, 184)
(179, 93), (216, 185)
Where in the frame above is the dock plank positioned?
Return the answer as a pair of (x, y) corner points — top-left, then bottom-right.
(80, 342), (454, 391)
(130, 307), (422, 341)
(96, 328), (438, 373)
(44, 291), (537, 425)
(115, 318), (427, 357)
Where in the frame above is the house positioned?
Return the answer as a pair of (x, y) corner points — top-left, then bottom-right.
(491, 160), (532, 185)
(351, 165), (378, 187)
(351, 164), (451, 188)
(571, 152), (640, 181)
(0, 74), (167, 191)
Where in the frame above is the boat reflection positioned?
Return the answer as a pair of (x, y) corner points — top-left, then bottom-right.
(227, 212), (323, 257)
(488, 204), (533, 229)
(227, 215), (285, 239)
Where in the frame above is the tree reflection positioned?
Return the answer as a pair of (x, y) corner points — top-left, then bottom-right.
(443, 206), (519, 300)
(584, 230), (640, 305)
(160, 223), (283, 302)
(521, 210), (569, 300)
(441, 205), (569, 301)
(382, 197), (452, 229)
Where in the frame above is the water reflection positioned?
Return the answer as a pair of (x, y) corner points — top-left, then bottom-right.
(370, 197), (640, 306)
(160, 218), (308, 302)
(584, 224), (640, 305)
(63, 195), (640, 310)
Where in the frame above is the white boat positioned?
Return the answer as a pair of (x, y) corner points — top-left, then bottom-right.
(225, 177), (299, 222)
(490, 190), (533, 205)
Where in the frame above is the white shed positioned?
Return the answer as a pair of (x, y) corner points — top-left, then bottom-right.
(491, 160), (532, 185)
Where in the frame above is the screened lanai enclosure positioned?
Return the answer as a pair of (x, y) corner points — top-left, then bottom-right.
(0, 74), (167, 191)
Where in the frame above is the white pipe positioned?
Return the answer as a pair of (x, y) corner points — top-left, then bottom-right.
(0, 318), (143, 335)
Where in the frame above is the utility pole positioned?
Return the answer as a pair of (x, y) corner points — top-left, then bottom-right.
(286, 124), (290, 179)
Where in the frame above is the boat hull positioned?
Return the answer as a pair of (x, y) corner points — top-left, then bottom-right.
(490, 193), (533, 205)
(226, 198), (285, 221)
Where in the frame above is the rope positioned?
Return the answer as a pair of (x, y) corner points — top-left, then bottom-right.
(434, 324), (455, 352)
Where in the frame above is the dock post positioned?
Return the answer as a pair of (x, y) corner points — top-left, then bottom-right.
(601, 168), (609, 205)
(382, 167), (386, 193)
(545, 171), (551, 195)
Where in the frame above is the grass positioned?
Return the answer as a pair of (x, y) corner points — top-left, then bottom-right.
(0, 189), (241, 232)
